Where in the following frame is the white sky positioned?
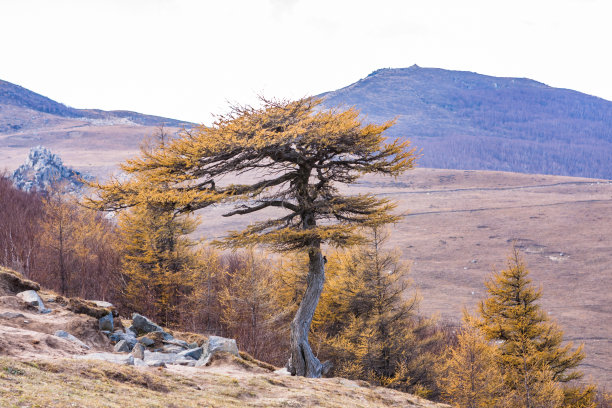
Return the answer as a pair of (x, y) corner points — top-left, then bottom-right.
(1, 0), (611, 124)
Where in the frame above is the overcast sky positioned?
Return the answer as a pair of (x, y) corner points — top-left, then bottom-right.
(1, 0), (611, 124)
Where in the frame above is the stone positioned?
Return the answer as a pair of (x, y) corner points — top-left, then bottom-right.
(177, 347), (203, 361)
(54, 330), (90, 349)
(75, 352), (134, 365)
(143, 350), (178, 365)
(207, 336), (239, 356)
(130, 313), (164, 335)
(114, 339), (131, 352)
(16, 290), (47, 312)
(138, 336), (155, 347)
(0, 312), (25, 319)
(174, 358), (197, 367)
(131, 343), (145, 360)
(187, 342), (198, 349)
(110, 330), (137, 349)
(99, 312), (113, 331)
(89, 300), (113, 308)
(162, 344), (184, 354)
(196, 336), (239, 367)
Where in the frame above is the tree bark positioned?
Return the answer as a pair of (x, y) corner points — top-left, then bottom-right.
(287, 243), (331, 377)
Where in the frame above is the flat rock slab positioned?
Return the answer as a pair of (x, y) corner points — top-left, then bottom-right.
(75, 353), (134, 365)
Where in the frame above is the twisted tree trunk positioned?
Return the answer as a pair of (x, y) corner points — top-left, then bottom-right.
(287, 243), (331, 377)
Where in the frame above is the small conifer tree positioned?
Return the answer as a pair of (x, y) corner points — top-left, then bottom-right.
(315, 227), (442, 396)
(436, 313), (505, 408)
(478, 247), (585, 408)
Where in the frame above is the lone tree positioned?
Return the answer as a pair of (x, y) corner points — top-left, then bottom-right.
(91, 97), (416, 377)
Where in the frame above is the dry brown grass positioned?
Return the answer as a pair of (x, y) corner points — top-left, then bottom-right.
(0, 356), (448, 407)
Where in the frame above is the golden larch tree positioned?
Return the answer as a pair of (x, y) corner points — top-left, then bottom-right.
(478, 248), (586, 408)
(436, 313), (505, 408)
(90, 97), (416, 377)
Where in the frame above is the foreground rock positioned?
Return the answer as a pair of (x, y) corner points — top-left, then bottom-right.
(130, 313), (167, 336)
(98, 312), (113, 331)
(196, 336), (240, 367)
(16, 290), (50, 313)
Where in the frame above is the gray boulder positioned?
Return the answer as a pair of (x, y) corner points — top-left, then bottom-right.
(131, 343), (145, 360)
(114, 339), (131, 352)
(54, 330), (90, 350)
(16, 290), (50, 313)
(177, 347), (203, 361)
(196, 336), (240, 367)
(130, 313), (164, 335)
(99, 312), (113, 331)
(138, 336), (155, 347)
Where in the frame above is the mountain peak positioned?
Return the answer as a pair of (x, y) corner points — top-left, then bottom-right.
(319, 66), (612, 179)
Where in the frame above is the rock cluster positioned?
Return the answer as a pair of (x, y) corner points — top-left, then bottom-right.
(88, 313), (240, 368)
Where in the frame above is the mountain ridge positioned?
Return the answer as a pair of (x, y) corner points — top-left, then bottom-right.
(0, 79), (193, 128)
(319, 65), (612, 179)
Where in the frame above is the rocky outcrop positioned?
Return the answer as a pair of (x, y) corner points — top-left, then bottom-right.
(11, 146), (91, 193)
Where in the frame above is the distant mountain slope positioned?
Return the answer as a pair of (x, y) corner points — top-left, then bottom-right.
(320, 66), (612, 179)
(0, 79), (194, 177)
(0, 79), (192, 128)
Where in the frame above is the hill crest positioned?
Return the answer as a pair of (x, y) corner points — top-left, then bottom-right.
(320, 66), (612, 179)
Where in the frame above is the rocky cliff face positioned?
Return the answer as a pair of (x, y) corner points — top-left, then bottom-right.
(11, 146), (90, 193)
